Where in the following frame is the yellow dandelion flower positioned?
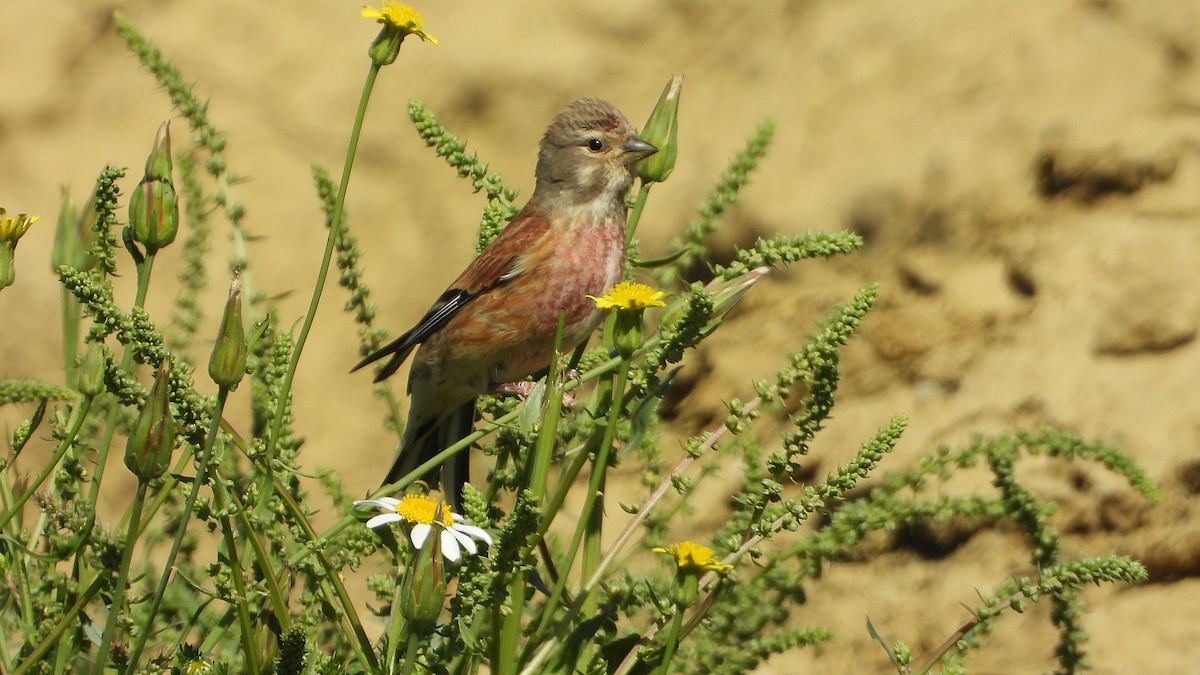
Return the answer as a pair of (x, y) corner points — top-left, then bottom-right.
(589, 281), (668, 311)
(361, 2), (438, 45)
(653, 540), (733, 575)
(0, 208), (37, 243)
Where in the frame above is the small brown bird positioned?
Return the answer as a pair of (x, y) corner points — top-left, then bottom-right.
(353, 98), (657, 504)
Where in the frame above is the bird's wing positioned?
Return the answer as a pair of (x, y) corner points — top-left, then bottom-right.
(351, 209), (552, 382)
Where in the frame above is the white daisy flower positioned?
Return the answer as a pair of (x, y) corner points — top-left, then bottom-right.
(354, 495), (493, 562)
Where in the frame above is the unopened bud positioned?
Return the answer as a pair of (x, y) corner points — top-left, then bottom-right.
(208, 272), (247, 389)
(127, 122), (179, 253)
(637, 74), (683, 184)
(78, 342), (108, 398)
(398, 504), (448, 631)
(125, 362), (176, 481)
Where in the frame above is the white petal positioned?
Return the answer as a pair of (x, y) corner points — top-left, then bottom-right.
(452, 524), (493, 547)
(354, 497), (399, 511)
(364, 513), (403, 529)
(411, 523), (431, 549)
(440, 529), (461, 562)
(449, 527), (477, 556)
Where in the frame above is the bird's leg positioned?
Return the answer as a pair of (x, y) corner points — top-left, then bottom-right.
(487, 381), (576, 409)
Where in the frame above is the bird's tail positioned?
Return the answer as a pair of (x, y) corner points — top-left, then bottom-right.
(383, 398), (477, 509)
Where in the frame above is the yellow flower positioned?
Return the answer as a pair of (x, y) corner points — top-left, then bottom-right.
(653, 541), (733, 575)
(589, 282), (667, 311)
(0, 208), (37, 243)
(361, 2), (438, 45)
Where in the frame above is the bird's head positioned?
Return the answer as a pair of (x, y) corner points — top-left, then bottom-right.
(533, 98), (658, 209)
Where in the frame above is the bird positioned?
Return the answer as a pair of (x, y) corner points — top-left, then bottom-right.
(352, 98), (658, 506)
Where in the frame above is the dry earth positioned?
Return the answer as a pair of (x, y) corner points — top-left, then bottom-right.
(3, 0), (1200, 672)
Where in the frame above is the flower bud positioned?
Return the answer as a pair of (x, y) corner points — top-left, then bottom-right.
(78, 342), (108, 398)
(125, 362), (176, 481)
(398, 504), (448, 631)
(127, 122), (179, 253)
(208, 273), (247, 389)
(637, 74), (683, 184)
(0, 207), (38, 291)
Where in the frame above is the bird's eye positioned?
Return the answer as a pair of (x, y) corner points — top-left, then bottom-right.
(586, 138), (605, 153)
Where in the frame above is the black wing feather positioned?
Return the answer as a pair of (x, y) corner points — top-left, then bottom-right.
(350, 289), (475, 382)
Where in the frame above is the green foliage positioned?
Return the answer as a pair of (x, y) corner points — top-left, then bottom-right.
(0, 11), (1156, 675)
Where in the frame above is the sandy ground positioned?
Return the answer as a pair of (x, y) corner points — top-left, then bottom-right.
(3, 0), (1200, 672)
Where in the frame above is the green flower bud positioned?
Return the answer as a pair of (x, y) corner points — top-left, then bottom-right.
(637, 74), (683, 184)
(125, 362), (176, 481)
(127, 122), (179, 253)
(208, 273), (247, 389)
(398, 504), (448, 632)
(0, 207), (38, 291)
(77, 342), (108, 398)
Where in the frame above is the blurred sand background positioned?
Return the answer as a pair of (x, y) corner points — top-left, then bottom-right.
(4, 0), (1200, 672)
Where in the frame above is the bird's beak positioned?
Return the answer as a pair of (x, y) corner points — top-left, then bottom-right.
(622, 136), (658, 163)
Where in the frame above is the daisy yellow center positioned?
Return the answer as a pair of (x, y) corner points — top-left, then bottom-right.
(653, 540), (733, 574)
(589, 281), (667, 310)
(395, 495), (454, 526)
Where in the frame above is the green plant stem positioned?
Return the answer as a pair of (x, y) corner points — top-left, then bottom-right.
(495, 316), (568, 674)
(60, 288), (81, 387)
(211, 466), (290, 628)
(214, 491), (262, 674)
(625, 182), (652, 249)
(93, 481), (149, 671)
(84, 252), (156, 525)
(12, 575), (106, 675)
(400, 629), (420, 675)
(264, 61), (378, 464)
(385, 569), (407, 674)
(524, 397), (758, 675)
(0, 395), (92, 531)
(269, 467), (380, 671)
(655, 608), (685, 675)
(524, 358), (630, 659)
(125, 386), (228, 670)
(528, 312), (567, 498)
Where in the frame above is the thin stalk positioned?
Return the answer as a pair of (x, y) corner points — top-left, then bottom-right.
(655, 608), (685, 675)
(527, 360), (630, 650)
(625, 182), (652, 249)
(263, 61), (379, 464)
(386, 570), (406, 674)
(528, 312), (567, 498)
(60, 288), (81, 387)
(214, 492), (262, 674)
(93, 481), (148, 671)
(88, 253), (156, 505)
(523, 397), (760, 675)
(125, 386), (229, 670)
(400, 630), (420, 675)
(211, 467), (290, 628)
(270, 471), (380, 671)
